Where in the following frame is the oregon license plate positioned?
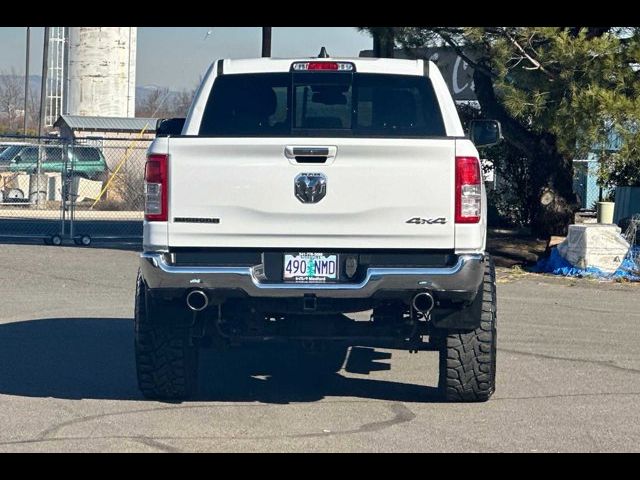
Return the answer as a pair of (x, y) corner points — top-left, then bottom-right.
(283, 253), (338, 283)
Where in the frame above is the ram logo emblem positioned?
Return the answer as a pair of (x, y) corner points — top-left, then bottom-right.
(294, 173), (327, 204)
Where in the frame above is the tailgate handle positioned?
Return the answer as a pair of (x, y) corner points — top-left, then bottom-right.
(295, 156), (327, 164)
(285, 146), (337, 164)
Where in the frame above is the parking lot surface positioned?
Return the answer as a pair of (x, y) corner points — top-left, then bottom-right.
(0, 244), (638, 452)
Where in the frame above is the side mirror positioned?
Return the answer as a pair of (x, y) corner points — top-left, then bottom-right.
(13, 155), (21, 163)
(470, 119), (502, 147)
(156, 118), (186, 137)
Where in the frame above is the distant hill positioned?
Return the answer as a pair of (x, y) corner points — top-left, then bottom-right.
(0, 74), (42, 91)
(2, 75), (186, 117)
(136, 85), (181, 104)
(1, 75), (180, 101)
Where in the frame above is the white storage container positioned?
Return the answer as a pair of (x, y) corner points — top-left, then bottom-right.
(557, 224), (630, 273)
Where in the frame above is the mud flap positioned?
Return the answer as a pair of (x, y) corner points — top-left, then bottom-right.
(430, 288), (482, 330)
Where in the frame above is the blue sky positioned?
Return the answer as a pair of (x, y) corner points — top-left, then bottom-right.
(0, 27), (373, 90)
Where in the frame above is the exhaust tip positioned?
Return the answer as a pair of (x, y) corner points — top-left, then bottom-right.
(186, 290), (209, 312)
(412, 291), (434, 316)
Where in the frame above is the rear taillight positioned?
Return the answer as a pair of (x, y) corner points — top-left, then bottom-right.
(455, 156), (482, 223)
(144, 154), (168, 222)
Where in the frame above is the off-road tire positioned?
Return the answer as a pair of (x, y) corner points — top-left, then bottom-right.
(438, 256), (497, 402)
(134, 271), (198, 400)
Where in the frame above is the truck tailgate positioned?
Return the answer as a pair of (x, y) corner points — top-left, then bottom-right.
(167, 137), (455, 249)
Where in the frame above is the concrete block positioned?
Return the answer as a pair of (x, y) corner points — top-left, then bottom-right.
(73, 177), (103, 202)
(16, 175), (30, 197)
(557, 224), (630, 273)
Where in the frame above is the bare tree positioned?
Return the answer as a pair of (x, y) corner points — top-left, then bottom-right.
(26, 87), (40, 133)
(136, 87), (173, 118)
(136, 79), (200, 119)
(170, 88), (197, 117)
(0, 68), (25, 131)
(169, 90), (192, 117)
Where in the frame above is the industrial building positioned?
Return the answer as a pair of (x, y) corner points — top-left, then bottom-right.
(52, 115), (157, 174)
(53, 115), (156, 141)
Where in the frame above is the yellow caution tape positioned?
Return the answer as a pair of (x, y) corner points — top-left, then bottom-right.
(90, 123), (150, 209)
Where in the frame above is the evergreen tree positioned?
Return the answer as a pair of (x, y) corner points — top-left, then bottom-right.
(361, 27), (640, 235)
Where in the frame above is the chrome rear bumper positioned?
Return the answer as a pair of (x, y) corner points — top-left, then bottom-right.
(140, 252), (486, 299)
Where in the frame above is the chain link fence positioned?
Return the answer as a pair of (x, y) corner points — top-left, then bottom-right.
(0, 134), (149, 245)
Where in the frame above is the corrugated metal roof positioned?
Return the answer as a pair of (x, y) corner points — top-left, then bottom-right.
(54, 115), (158, 132)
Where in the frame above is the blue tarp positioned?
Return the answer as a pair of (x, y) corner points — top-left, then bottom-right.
(533, 246), (640, 281)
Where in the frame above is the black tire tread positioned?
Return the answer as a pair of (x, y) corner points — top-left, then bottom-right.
(134, 271), (198, 400)
(439, 256), (497, 402)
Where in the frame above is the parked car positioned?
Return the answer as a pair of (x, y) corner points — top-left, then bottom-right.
(0, 144), (108, 180)
(0, 142), (29, 155)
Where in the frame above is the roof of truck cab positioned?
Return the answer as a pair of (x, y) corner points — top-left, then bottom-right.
(218, 57), (428, 76)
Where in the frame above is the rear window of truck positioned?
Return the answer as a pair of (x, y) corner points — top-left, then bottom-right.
(198, 72), (446, 138)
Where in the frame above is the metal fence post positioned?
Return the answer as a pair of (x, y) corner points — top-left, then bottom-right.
(60, 140), (68, 238)
(69, 141), (75, 240)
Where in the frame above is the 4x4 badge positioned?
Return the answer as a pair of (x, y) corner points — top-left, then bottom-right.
(406, 217), (447, 225)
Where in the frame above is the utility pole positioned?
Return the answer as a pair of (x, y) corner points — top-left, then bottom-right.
(262, 27), (272, 58)
(37, 27), (50, 139)
(23, 27), (30, 136)
(35, 26), (50, 206)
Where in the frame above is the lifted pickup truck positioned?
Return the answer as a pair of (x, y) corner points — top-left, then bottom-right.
(136, 54), (502, 402)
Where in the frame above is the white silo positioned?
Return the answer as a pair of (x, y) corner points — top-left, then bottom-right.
(66, 27), (137, 117)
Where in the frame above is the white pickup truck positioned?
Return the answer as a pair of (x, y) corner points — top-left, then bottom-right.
(136, 53), (502, 402)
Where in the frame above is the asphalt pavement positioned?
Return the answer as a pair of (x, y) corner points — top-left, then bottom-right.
(0, 243), (638, 452)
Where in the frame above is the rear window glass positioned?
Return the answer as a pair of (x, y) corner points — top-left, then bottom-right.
(200, 73), (290, 137)
(73, 147), (103, 162)
(45, 147), (63, 162)
(0, 145), (24, 161)
(293, 72), (353, 130)
(20, 147), (39, 162)
(199, 72), (446, 138)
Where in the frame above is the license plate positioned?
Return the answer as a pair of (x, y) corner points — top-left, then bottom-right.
(283, 253), (338, 283)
